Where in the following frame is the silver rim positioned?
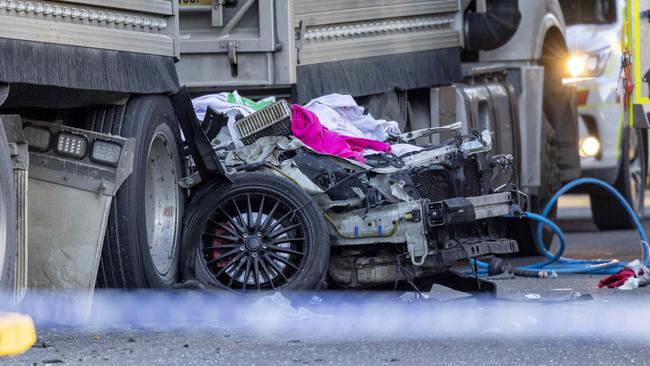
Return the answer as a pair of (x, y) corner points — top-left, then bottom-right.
(145, 129), (180, 277)
(629, 129), (644, 215)
(0, 171), (6, 279)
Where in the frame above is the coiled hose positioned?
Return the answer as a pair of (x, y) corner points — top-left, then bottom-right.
(471, 177), (650, 276)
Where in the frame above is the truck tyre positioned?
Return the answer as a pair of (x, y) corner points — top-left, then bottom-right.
(591, 127), (647, 230)
(510, 115), (560, 256)
(86, 95), (185, 288)
(183, 172), (330, 292)
(0, 124), (16, 292)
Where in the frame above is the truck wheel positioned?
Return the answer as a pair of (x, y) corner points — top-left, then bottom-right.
(0, 125), (16, 292)
(591, 127), (647, 230)
(86, 96), (185, 288)
(511, 115), (560, 256)
(183, 173), (330, 292)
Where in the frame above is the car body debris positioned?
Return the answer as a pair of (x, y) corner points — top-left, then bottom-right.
(598, 259), (650, 290)
(182, 93), (526, 294)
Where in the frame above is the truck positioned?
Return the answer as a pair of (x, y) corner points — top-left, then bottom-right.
(562, 0), (648, 230)
(176, 0), (580, 254)
(0, 0), (580, 303)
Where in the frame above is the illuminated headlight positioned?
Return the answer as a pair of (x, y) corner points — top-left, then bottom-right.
(567, 55), (586, 77)
(23, 125), (52, 152)
(567, 48), (611, 78)
(91, 140), (123, 166)
(56, 132), (87, 159)
(579, 136), (601, 157)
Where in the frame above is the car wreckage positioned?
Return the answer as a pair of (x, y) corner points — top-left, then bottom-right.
(178, 97), (525, 293)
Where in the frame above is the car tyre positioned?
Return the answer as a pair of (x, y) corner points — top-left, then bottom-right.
(182, 172), (330, 292)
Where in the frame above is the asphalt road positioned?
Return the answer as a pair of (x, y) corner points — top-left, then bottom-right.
(6, 195), (650, 366)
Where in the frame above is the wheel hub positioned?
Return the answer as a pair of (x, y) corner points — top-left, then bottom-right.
(245, 236), (263, 252)
(145, 131), (180, 277)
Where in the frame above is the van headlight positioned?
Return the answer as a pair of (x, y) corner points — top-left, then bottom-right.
(568, 48), (611, 78)
(579, 136), (601, 158)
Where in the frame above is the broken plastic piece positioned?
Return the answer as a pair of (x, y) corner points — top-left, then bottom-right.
(246, 292), (315, 322)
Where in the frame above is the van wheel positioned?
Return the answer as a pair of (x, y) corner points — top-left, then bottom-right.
(86, 95), (185, 288)
(0, 123), (16, 293)
(183, 173), (330, 292)
(591, 127), (647, 230)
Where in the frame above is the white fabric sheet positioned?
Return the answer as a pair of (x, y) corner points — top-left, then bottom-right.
(303, 94), (400, 142)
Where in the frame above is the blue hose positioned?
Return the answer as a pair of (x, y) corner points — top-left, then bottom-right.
(470, 177), (650, 276)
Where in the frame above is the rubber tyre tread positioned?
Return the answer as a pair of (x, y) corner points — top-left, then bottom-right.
(183, 172), (330, 292)
(88, 105), (126, 288)
(86, 96), (184, 289)
(591, 127), (647, 230)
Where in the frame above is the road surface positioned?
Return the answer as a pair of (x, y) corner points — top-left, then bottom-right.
(5, 194), (650, 365)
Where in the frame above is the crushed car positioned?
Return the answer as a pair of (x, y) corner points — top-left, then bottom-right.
(178, 96), (525, 293)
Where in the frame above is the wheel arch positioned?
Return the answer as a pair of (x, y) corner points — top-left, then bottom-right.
(540, 25), (581, 182)
(479, 0), (566, 63)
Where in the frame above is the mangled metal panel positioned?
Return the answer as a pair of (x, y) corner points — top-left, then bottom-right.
(220, 115), (521, 266)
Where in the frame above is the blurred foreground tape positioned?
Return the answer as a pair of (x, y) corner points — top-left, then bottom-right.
(0, 313), (36, 356)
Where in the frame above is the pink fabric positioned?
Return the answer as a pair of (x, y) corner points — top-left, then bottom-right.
(290, 105), (390, 163)
(340, 135), (392, 153)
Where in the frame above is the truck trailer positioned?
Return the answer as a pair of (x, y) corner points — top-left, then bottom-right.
(0, 0), (580, 302)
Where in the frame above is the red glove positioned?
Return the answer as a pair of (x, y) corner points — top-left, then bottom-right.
(598, 267), (637, 288)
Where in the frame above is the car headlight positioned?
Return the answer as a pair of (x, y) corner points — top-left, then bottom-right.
(579, 136), (601, 158)
(567, 48), (612, 78)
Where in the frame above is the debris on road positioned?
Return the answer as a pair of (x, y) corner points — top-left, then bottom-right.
(487, 257), (558, 279)
(246, 292), (316, 322)
(32, 339), (48, 349)
(42, 359), (64, 365)
(598, 259), (650, 289)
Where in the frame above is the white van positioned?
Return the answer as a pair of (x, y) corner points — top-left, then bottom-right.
(562, 0), (647, 229)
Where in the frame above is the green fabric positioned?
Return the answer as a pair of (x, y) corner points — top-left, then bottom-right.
(227, 91), (275, 110)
